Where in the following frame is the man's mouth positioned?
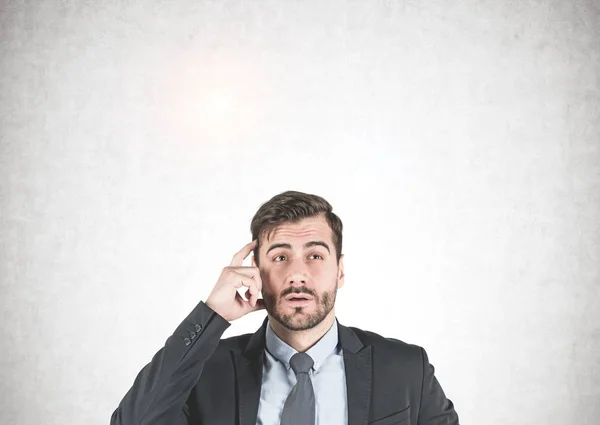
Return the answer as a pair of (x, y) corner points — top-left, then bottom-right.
(283, 294), (314, 305)
(285, 294), (313, 301)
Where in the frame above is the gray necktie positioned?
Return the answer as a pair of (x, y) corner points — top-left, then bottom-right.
(280, 352), (316, 425)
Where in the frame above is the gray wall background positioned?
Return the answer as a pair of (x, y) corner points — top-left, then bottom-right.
(1, 1), (599, 424)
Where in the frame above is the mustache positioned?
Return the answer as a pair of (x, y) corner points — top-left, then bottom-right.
(280, 287), (315, 298)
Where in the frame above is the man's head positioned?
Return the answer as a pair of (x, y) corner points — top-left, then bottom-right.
(250, 191), (344, 331)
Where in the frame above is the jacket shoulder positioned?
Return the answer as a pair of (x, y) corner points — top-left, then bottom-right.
(345, 325), (424, 361)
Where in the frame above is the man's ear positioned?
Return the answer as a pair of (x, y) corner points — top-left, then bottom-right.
(337, 254), (345, 289)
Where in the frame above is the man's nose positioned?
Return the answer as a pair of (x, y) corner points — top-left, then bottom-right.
(288, 273), (308, 285)
(287, 259), (309, 285)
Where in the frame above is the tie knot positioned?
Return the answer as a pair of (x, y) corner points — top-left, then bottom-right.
(289, 352), (314, 374)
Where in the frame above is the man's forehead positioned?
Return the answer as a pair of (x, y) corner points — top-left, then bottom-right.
(266, 217), (332, 242)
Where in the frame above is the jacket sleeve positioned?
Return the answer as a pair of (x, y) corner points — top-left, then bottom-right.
(110, 301), (231, 425)
(417, 348), (460, 425)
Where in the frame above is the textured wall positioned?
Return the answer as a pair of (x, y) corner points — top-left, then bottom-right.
(1, 1), (599, 424)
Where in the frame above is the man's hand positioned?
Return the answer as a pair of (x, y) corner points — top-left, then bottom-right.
(205, 240), (266, 322)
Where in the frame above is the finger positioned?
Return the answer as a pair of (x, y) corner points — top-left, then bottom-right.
(235, 290), (248, 306)
(229, 267), (262, 291)
(230, 240), (258, 267)
(235, 287), (263, 309)
(241, 282), (259, 306)
(231, 274), (260, 305)
(230, 266), (259, 278)
(235, 291), (265, 311)
(250, 298), (266, 312)
(232, 275), (259, 293)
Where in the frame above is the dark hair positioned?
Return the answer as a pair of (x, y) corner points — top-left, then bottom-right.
(250, 190), (343, 265)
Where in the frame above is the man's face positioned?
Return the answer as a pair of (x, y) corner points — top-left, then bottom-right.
(252, 214), (345, 331)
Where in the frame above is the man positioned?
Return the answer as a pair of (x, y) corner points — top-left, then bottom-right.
(110, 190), (459, 425)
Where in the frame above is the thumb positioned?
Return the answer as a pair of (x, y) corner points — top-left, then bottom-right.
(250, 298), (266, 312)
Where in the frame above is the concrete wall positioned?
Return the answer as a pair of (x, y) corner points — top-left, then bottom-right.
(1, 1), (598, 424)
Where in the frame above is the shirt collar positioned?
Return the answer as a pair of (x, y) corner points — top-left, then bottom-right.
(265, 318), (339, 372)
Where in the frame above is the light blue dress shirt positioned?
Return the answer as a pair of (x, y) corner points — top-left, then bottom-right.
(256, 318), (348, 425)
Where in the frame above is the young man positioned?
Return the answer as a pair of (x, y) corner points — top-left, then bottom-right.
(110, 191), (460, 425)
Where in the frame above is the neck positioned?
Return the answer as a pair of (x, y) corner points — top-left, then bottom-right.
(268, 310), (336, 352)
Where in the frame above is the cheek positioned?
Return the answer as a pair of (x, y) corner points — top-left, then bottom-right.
(263, 266), (281, 278)
(260, 268), (281, 292)
(309, 262), (335, 276)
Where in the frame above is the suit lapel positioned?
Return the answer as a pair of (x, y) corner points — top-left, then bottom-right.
(339, 323), (372, 425)
(234, 318), (268, 425)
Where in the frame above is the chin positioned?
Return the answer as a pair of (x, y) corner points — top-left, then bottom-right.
(278, 308), (330, 331)
(281, 318), (321, 332)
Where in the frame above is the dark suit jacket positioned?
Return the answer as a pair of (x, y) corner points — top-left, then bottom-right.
(110, 301), (459, 425)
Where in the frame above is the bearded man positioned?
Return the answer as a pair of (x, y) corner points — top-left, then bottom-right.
(111, 190), (460, 425)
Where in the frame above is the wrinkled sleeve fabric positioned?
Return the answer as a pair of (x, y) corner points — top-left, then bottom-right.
(110, 301), (230, 425)
(417, 348), (460, 425)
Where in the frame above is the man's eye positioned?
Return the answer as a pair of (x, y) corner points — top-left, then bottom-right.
(310, 254), (323, 260)
(274, 255), (286, 262)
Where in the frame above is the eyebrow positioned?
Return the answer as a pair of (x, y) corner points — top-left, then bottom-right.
(266, 241), (331, 255)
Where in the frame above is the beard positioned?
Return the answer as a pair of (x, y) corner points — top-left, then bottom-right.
(263, 281), (338, 331)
